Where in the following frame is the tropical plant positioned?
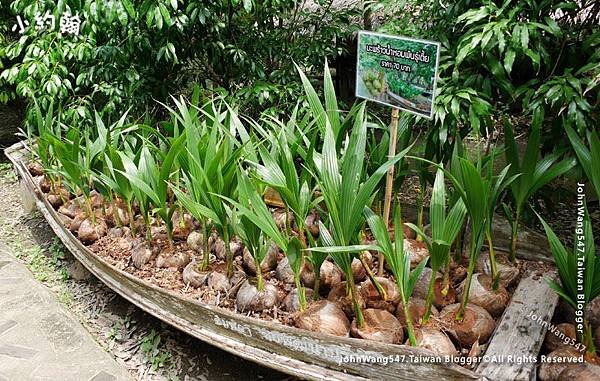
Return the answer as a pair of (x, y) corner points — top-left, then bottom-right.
(538, 209), (600, 356)
(171, 102), (246, 277)
(307, 97), (412, 327)
(503, 111), (576, 262)
(364, 205), (428, 345)
(118, 131), (186, 248)
(223, 168), (306, 311)
(406, 168), (467, 322)
(566, 126), (600, 200)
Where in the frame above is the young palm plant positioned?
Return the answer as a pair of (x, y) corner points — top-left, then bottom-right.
(307, 101), (412, 328)
(538, 209), (599, 356)
(222, 168), (306, 311)
(119, 133), (186, 248)
(503, 113), (576, 262)
(171, 103), (245, 277)
(566, 126), (600, 200)
(406, 168), (467, 323)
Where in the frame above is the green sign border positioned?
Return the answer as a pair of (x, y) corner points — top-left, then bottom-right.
(356, 31), (441, 119)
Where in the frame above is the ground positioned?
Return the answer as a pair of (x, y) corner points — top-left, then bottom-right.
(0, 161), (289, 381)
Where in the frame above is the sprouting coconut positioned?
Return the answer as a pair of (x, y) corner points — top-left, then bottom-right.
(131, 238), (156, 268)
(327, 281), (366, 317)
(351, 251), (373, 282)
(284, 288), (315, 313)
(301, 260), (342, 291)
(305, 210), (320, 237)
(539, 347), (582, 381)
(242, 243), (278, 275)
(182, 261), (209, 288)
(272, 209), (294, 231)
(172, 211), (194, 240)
(587, 297), (600, 329)
(360, 276), (400, 313)
(58, 200), (82, 219)
(236, 279), (279, 312)
(275, 257), (296, 284)
(404, 239), (430, 268)
(439, 303), (496, 347)
(350, 309), (404, 344)
(156, 251), (191, 271)
(475, 252), (520, 287)
(557, 363), (600, 381)
(27, 161), (44, 176)
(187, 231), (204, 253)
(457, 273), (509, 317)
(544, 323), (577, 352)
(207, 271), (230, 293)
(295, 300), (350, 337)
(412, 267), (456, 310)
(396, 298), (438, 326)
(410, 328), (457, 356)
(78, 218), (108, 244)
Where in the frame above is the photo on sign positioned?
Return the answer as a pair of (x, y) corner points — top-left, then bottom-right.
(356, 31), (440, 119)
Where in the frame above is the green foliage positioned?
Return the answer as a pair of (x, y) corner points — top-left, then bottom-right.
(538, 209), (599, 354)
(566, 126), (600, 200)
(406, 168), (466, 321)
(503, 111), (576, 261)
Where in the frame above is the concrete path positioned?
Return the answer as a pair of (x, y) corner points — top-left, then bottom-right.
(0, 244), (131, 381)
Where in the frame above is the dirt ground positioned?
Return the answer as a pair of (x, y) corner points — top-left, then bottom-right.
(0, 160), (290, 381)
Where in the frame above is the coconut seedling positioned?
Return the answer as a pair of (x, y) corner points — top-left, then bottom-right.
(538, 209), (600, 357)
(118, 132), (187, 248)
(406, 168), (467, 323)
(249, 124), (326, 296)
(222, 168), (305, 311)
(307, 99), (412, 329)
(503, 112), (576, 262)
(172, 103), (246, 278)
(364, 205), (429, 345)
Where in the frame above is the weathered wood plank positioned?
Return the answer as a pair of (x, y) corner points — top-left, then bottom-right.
(476, 271), (559, 381)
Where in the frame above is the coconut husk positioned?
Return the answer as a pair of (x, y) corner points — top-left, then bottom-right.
(544, 323), (577, 352)
(78, 218), (108, 244)
(275, 257), (295, 284)
(131, 239), (156, 268)
(295, 300), (350, 337)
(412, 268), (456, 309)
(107, 226), (132, 239)
(588, 297), (600, 329)
(207, 271), (230, 293)
(327, 282), (366, 317)
(182, 261), (209, 288)
(457, 273), (509, 317)
(360, 276), (400, 313)
(396, 297), (438, 326)
(475, 252), (520, 287)
(27, 162), (44, 176)
(39, 176), (52, 193)
(557, 363), (600, 381)
(301, 260), (342, 291)
(595, 326), (600, 351)
(242, 243), (278, 275)
(236, 279), (279, 312)
(172, 211), (194, 240)
(539, 347), (583, 381)
(404, 239), (430, 268)
(58, 200), (82, 219)
(187, 231), (204, 252)
(350, 309), (403, 344)
(272, 209), (294, 231)
(410, 328), (457, 357)
(305, 210), (320, 237)
(439, 303), (496, 347)
(156, 251), (191, 271)
(284, 288), (315, 313)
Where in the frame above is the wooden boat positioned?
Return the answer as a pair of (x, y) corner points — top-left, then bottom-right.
(5, 141), (558, 381)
